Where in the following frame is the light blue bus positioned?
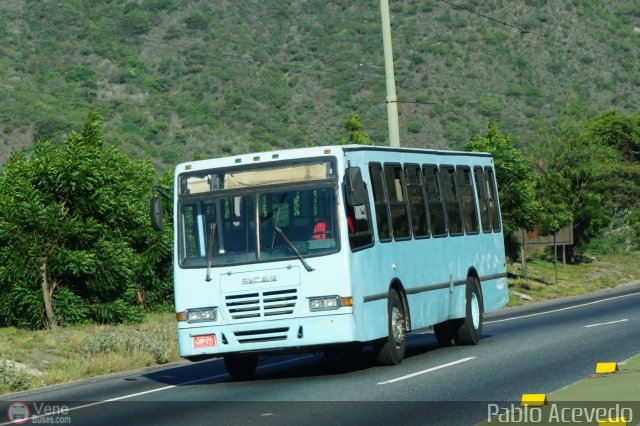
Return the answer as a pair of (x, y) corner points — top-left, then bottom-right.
(160, 145), (507, 379)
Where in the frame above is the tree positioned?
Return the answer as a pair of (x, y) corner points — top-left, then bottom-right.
(530, 103), (624, 250)
(628, 204), (640, 249)
(533, 171), (573, 237)
(0, 112), (172, 329)
(584, 110), (640, 162)
(340, 113), (372, 145)
(582, 110), (640, 220)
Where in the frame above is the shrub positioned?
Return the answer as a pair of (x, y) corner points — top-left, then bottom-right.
(407, 121), (423, 134)
(0, 360), (32, 392)
(79, 330), (171, 364)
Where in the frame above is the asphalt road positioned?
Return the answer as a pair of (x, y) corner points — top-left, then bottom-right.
(3, 282), (639, 426)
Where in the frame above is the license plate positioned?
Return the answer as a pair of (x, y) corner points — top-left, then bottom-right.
(193, 334), (216, 348)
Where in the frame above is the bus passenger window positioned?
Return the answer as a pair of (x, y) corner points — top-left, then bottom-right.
(474, 167), (491, 232)
(457, 166), (479, 234)
(369, 164), (392, 242)
(423, 166), (447, 237)
(405, 165), (429, 238)
(384, 164), (410, 240)
(441, 166), (463, 236)
(485, 168), (501, 232)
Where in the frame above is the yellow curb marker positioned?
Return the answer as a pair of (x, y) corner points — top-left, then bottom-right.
(594, 362), (625, 426)
(595, 362), (619, 374)
(598, 417), (627, 425)
(521, 394), (547, 406)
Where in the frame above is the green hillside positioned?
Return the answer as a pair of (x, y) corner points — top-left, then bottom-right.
(1, 0), (639, 166)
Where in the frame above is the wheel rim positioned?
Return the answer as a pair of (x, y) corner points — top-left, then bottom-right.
(471, 293), (480, 329)
(391, 306), (405, 348)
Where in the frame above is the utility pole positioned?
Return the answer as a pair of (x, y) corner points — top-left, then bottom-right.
(380, 0), (400, 147)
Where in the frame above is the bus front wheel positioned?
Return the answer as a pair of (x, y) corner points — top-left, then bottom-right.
(375, 290), (407, 365)
(224, 355), (258, 380)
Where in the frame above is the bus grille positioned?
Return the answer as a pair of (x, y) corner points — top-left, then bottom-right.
(233, 327), (289, 344)
(225, 289), (298, 320)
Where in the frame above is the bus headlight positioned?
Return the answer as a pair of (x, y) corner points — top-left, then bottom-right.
(309, 296), (352, 311)
(178, 307), (219, 323)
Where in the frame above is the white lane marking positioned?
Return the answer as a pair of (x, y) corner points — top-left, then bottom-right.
(0, 355), (315, 426)
(377, 356), (476, 385)
(485, 292), (640, 325)
(583, 318), (629, 328)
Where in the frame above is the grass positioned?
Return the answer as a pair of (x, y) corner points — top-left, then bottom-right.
(1, 251), (639, 395)
(506, 251), (640, 307)
(0, 312), (181, 395)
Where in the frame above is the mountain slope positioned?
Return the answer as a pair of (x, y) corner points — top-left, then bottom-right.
(1, 0), (639, 167)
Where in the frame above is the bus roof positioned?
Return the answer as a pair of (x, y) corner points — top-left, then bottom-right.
(340, 144), (492, 157)
(176, 145), (492, 173)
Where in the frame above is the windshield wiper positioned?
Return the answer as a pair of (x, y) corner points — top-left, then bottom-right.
(274, 226), (315, 272)
(205, 223), (217, 282)
(270, 193), (288, 251)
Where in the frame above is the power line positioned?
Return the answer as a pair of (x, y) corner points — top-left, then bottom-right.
(440, 0), (527, 34)
(439, 0), (640, 67)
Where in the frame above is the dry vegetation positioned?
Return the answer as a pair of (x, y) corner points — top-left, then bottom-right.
(0, 312), (180, 395)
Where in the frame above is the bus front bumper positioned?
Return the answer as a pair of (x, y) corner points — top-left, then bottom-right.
(177, 313), (357, 358)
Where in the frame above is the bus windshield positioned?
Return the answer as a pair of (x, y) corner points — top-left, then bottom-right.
(179, 186), (339, 268)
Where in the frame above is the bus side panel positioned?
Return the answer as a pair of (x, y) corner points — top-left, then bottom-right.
(359, 300), (388, 342)
(406, 289), (451, 329)
(479, 232), (508, 313)
(349, 249), (392, 342)
(481, 277), (508, 313)
(449, 286), (466, 320)
(344, 148), (507, 341)
(400, 238), (455, 328)
(448, 233), (507, 320)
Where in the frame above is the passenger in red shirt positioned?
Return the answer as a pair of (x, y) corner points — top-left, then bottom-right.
(312, 215), (354, 239)
(311, 218), (331, 239)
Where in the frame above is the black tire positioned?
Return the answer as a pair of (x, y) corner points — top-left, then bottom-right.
(224, 355), (258, 380)
(453, 276), (484, 345)
(375, 290), (407, 365)
(433, 320), (456, 347)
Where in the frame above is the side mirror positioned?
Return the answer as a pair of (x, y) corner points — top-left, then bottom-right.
(150, 196), (164, 231)
(345, 166), (367, 206)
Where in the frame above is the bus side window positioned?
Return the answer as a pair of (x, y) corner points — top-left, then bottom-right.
(474, 167), (491, 233)
(456, 166), (479, 234)
(423, 165), (447, 237)
(384, 164), (411, 240)
(181, 204), (201, 258)
(441, 166), (463, 236)
(404, 165), (429, 238)
(369, 163), (392, 242)
(484, 167), (502, 232)
(344, 168), (374, 251)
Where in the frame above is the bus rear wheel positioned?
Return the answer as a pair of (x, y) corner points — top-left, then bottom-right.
(453, 277), (483, 345)
(375, 290), (407, 365)
(224, 355), (258, 380)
